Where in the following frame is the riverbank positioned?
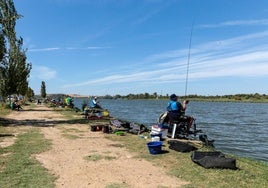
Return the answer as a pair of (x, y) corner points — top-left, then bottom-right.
(0, 104), (187, 187)
(1, 103), (267, 187)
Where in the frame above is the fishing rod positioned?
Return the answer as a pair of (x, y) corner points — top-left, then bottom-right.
(184, 20), (195, 99)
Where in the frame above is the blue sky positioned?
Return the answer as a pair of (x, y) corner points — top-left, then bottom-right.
(14, 0), (268, 96)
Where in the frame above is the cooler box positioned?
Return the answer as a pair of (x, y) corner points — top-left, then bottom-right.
(151, 124), (169, 139)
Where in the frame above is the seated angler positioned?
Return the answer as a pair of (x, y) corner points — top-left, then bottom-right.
(90, 97), (102, 109)
(11, 99), (23, 111)
(166, 94), (194, 133)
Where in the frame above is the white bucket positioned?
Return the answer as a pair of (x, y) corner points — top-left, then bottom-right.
(151, 136), (160, 142)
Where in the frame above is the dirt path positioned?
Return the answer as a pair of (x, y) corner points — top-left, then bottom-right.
(4, 105), (188, 188)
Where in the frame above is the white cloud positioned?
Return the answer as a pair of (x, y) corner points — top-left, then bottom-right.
(32, 66), (57, 80)
(28, 47), (60, 52)
(62, 30), (268, 89)
(29, 46), (110, 51)
(199, 19), (268, 28)
(132, 8), (161, 25)
(86, 46), (111, 50)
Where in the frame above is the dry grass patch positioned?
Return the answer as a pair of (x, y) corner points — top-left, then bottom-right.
(0, 128), (56, 187)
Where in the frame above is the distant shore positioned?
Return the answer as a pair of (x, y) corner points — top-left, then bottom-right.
(36, 93), (268, 104)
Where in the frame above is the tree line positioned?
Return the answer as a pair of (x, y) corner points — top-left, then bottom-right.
(0, 0), (32, 100)
(102, 92), (268, 102)
(39, 92), (268, 103)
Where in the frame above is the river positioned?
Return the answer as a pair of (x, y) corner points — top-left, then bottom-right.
(74, 98), (268, 163)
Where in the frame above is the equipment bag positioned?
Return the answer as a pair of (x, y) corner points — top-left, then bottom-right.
(191, 151), (237, 169)
(168, 140), (197, 152)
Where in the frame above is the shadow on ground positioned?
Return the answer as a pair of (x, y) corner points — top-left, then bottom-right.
(0, 117), (95, 127)
(17, 108), (77, 112)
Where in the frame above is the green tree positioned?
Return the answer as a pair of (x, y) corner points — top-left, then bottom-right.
(0, 0), (31, 98)
(0, 31), (5, 59)
(144, 92), (149, 99)
(0, 31), (7, 97)
(26, 86), (34, 100)
(40, 81), (46, 99)
(153, 92), (157, 98)
(13, 37), (31, 95)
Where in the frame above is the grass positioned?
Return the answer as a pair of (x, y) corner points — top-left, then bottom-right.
(61, 133), (81, 139)
(0, 128), (56, 188)
(58, 127), (86, 139)
(0, 103), (12, 116)
(0, 101), (36, 115)
(106, 133), (268, 188)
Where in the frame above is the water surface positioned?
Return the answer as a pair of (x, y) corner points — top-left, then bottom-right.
(74, 99), (268, 163)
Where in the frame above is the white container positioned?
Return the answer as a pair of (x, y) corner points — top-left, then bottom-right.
(151, 136), (160, 142)
(151, 127), (168, 139)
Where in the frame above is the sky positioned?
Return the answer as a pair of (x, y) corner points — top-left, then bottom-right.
(13, 0), (268, 96)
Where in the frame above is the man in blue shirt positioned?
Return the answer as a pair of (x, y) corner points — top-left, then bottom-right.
(90, 97), (102, 109)
(166, 94), (193, 133)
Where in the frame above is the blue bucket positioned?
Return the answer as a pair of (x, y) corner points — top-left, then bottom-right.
(147, 141), (162, 155)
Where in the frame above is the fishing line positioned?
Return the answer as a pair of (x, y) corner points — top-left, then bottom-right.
(184, 20), (195, 98)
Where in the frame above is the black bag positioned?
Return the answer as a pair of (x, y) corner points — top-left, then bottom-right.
(168, 140), (197, 152)
(191, 151), (237, 169)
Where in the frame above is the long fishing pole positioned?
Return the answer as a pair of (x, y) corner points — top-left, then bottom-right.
(184, 21), (194, 98)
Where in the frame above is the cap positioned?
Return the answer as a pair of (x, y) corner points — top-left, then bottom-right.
(170, 94), (178, 101)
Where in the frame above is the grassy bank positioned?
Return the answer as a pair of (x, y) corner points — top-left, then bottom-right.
(1, 104), (267, 187)
(54, 104), (268, 187)
(106, 133), (268, 188)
